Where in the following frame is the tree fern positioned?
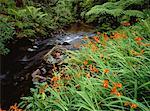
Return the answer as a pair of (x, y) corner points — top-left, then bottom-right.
(85, 0), (145, 23)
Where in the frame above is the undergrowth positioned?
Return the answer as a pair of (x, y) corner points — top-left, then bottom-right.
(18, 19), (150, 111)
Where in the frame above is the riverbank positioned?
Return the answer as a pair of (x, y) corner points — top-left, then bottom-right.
(11, 19), (150, 111)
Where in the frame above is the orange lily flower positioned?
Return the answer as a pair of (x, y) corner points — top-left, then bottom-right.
(83, 60), (88, 65)
(130, 103), (138, 108)
(103, 80), (109, 88)
(134, 37), (143, 41)
(90, 65), (99, 73)
(103, 69), (110, 74)
(39, 88), (45, 94)
(114, 83), (122, 88)
(9, 103), (23, 111)
(52, 83), (62, 89)
(93, 36), (99, 43)
(104, 33), (109, 41)
(116, 92), (121, 96)
(51, 76), (60, 82)
(111, 86), (117, 94)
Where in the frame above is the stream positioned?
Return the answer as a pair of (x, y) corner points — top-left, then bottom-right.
(0, 22), (95, 109)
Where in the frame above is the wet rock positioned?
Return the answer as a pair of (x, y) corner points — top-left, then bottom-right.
(62, 42), (70, 45)
(55, 39), (63, 45)
(31, 69), (41, 77)
(33, 45), (38, 49)
(31, 69), (47, 82)
(40, 67), (47, 75)
(27, 48), (36, 52)
(43, 46), (66, 65)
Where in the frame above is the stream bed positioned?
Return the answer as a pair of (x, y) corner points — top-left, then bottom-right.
(0, 22), (95, 109)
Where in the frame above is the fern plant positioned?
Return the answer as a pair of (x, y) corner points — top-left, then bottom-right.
(85, 0), (145, 31)
(7, 6), (49, 38)
(86, 0), (145, 21)
(0, 15), (14, 55)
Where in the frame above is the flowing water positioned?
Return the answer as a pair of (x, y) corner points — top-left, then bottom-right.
(0, 22), (95, 109)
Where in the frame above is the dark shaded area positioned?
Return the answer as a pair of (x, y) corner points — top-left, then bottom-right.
(0, 37), (53, 109)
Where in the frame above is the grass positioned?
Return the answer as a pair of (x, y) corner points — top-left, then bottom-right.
(16, 20), (150, 111)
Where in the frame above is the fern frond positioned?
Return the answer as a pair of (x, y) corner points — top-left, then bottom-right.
(116, 0), (144, 9)
(124, 10), (144, 18)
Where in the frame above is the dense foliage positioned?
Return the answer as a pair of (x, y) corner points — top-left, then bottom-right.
(19, 19), (150, 111)
(1, 0), (150, 110)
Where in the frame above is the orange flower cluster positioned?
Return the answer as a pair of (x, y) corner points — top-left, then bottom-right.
(103, 69), (110, 74)
(111, 83), (122, 96)
(134, 37), (150, 46)
(110, 32), (127, 39)
(103, 33), (109, 41)
(93, 36), (100, 43)
(51, 76), (61, 89)
(83, 60), (88, 65)
(113, 83), (122, 88)
(39, 84), (49, 94)
(103, 80), (109, 88)
(130, 50), (145, 56)
(130, 103), (138, 108)
(9, 103), (23, 111)
(51, 76), (60, 82)
(124, 101), (138, 109)
(134, 37), (143, 45)
(91, 44), (98, 52)
(89, 65), (99, 73)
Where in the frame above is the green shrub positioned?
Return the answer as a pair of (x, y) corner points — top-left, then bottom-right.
(0, 15), (14, 55)
(52, 0), (76, 26)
